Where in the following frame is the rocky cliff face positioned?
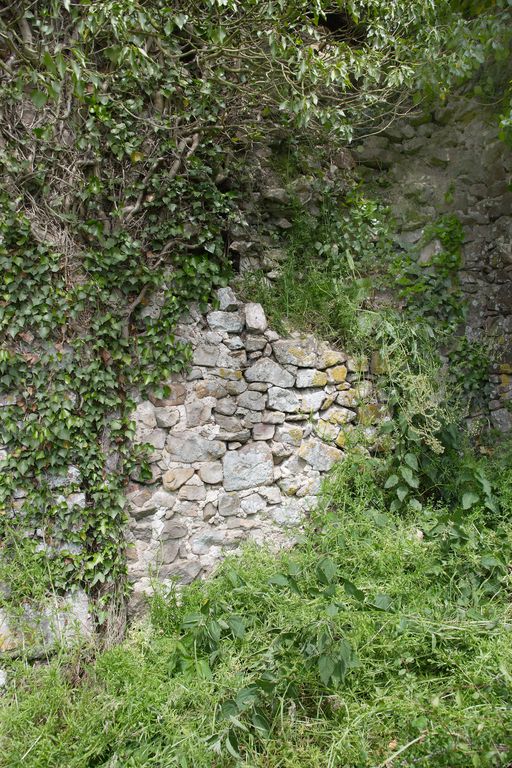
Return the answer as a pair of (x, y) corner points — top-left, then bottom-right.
(355, 98), (512, 429)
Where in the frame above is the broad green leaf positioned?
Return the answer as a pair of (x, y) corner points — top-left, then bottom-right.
(384, 473), (399, 489)
(30, 90), (48, 108)
(462, 491), (479, 510)
(318, 654), (335, 686)
(227, 614), (246, 639)
(316, 557), (337, 585)
(404, 452), (418, 471)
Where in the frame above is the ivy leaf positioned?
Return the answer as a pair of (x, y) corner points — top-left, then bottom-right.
(174, 13), (189, 29)
(397, 485), (409, 502)
(404, 452), (418, 471)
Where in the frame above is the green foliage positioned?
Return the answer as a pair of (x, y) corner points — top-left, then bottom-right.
(0, 189), (230, 604)
(448, 336), (493, 414)
(3, 0), (506, 605)
(2, 454), (512, 766)
(396, 215), (465, 333)
(242, 189), (394, 347)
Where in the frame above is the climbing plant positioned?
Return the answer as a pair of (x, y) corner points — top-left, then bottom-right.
(0, 0), (510, 611)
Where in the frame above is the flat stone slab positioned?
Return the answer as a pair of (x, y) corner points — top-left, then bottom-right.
(167, 431), (226, 462)
(245, 358), (295, 388)
(223, 443), (274, 491)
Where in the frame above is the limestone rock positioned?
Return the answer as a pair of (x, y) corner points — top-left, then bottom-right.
(216, 287), (239, 311)
(133, 401), (156, 429)
(178, 479), (206, 501)
(161, 520), (188, 539)
(222, 379), (248, 396)
(326, 365), (348, 384)
(271, 441), (294, 459)
(300, 390), (326, 413)
(275, 424), (303, 446)
(317, 348), (346, 368)
(198, 462), (223, 484)
(273, 338), (317, 367)
(245, 358), (295, 388)
(262, 411), (286, 425)
(167, 431), (226, 463)
(162, 467), (195, 491)
(245, 303), (268, 333)
(296, 369), (328, 388)
(152, 383), (186, 406)
(161, 540), (180, 564)
(322, 406), (357, 425)
(214, 367), (244, 382)
(195, 380), (227, 399)
(223, 443), (274, 491)
(238, 390), (266, 411)
(253, 423), (275, 440)
(185, 400), (213, 428)
(203, 502), (217, 521)
(214, 396), (237, 416)
(241, 493), (266, 514)
(315, 420), (340, 442)
(191, 529), (227, 555)
(246, 335), (267, 352)
(298, 438), (342, 471)
(154, 407), (180, 429)
(207, 310), (244, 333)
(193, 344), (219, 367)
(267, 386), (300, 413)
(218, 491), (241, 516)
(143, 429), (167, 450)
(144, 489), (177, 510)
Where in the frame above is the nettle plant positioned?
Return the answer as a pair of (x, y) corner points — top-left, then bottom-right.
(0, 0), (509, 610)
(379, 218), (499, 516)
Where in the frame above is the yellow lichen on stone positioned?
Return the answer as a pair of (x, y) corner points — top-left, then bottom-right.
(217, 368), (242, 380)
(321, 350), (344, 368)
(327, 365), (347, 384)
(358, 403), (381, 426)
(312, 371), (328, 386)
(335, 431), (346, 448)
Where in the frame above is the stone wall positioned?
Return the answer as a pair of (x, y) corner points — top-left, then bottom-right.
(127, 288), (381, 610)
(354, 98), (512, 428)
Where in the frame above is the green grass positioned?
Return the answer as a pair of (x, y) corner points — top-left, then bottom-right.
(1, 455), (512, 768)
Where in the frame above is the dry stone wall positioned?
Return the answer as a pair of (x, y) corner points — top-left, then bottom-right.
(127, 288), (380, 610)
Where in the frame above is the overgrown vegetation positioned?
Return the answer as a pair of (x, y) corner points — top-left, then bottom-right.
(1, 1), (512, 763)
(0, 0), (511, 610)
(2, 453), (512, 767)
(242, 182), (502, 522)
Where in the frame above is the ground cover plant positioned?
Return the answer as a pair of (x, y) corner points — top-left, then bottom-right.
(1, 452), (512, 767)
